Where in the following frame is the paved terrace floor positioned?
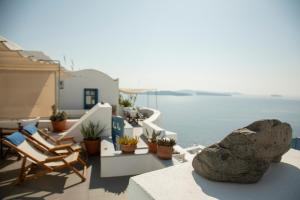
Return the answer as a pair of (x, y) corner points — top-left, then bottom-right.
(0, 125), (145, 200)
(0, 154), (131, 200)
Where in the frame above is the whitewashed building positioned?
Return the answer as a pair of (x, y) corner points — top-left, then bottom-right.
(60, 69), (119, 116)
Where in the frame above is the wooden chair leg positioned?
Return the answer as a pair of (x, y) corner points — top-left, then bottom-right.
(68, 164), (86, 181)
(78, 157), (87, 179)
(78, 157), (87, 166)
(16, 156), (27, 184)
(64, 158), (86, 182)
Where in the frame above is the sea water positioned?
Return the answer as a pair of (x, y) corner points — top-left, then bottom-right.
(136, 95), (300, 148)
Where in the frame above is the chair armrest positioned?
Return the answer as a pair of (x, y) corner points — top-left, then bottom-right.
(57, 136), (76, 143)
(38, 129), (57, 143)
(42, 155), (67, 163)
(49, 144), (73, 152)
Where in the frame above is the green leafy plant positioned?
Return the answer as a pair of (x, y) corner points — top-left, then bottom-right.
(50, 105), (68, 121)
(80, 121), (106, 140)
(157, 137), (176, 147)
(146, 129), (161, 143)
(117, 135), (139, 145)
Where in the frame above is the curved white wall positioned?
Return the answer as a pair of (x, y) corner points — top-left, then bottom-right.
(61, 69), (119, 110)
(141, 107), (177, 140)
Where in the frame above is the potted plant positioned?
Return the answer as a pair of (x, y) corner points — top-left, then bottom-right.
(117, 135), (139, 154)
(50, 105), (68, 132)
(119, 94), (136, 108)
(146, 130), (161, 153)
(157, 137), (176, 160)
(80, 121), (106, 155)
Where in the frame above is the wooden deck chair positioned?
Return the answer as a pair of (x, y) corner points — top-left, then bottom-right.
(2, 132), (87, 184)
(21, 124), (81, 155)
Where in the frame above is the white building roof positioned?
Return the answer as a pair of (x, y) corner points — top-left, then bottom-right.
(19, 50), (53, 61)
(0, 35), (23, 51)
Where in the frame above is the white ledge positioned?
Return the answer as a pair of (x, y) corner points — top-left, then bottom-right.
(128, 149), (300, 200)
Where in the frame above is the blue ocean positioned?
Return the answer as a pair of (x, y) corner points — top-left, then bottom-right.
(136, 95), (300, 148)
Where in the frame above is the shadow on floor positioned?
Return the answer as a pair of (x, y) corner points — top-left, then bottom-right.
(1, 154), (131, 200)
(0, 155), (82, 200)
(88, 156), (130, 194)
(0, 173), (67, 199)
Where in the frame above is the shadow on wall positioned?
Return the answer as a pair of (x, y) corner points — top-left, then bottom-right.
(0, 71), (54, 119)
(192, 162), (300, 200)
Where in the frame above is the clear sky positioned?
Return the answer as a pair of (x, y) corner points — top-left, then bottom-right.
(1, 0), (300, 97)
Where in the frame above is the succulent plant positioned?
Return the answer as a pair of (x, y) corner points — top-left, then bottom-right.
(146, 129), (161, 143)
(117, 135), (139, 145)
(50, 105), (68, 122)
(80, 121), (106, 140)
(157, 137), (176, 147)
(119, 94), (136, 107)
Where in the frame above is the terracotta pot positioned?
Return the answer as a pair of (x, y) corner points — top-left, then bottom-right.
(51, 120), (67, 132)
(157, 145), (173, 160)
(84, 138), (100, 155)
(148, 142), (157, 153)
(121, 144), (137, 154)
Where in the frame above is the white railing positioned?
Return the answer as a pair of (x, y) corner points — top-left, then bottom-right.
(140, 107), (177, 140)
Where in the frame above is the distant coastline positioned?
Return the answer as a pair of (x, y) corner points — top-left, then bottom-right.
(140, 90), (242, 97)
(140, 90), (192, 96)
(195, 91), (232, 96)
(270, 94), (283, 98)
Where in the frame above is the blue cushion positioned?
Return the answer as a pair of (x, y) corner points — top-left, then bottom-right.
(23, 123), (38, 135)
(5, 132), (26, 146)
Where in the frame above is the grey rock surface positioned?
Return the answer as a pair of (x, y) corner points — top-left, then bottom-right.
(192, 119), (292, 183)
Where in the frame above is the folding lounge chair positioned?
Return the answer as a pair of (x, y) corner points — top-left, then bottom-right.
(21, 124), (81, 155)
(3, 132), (87, 184)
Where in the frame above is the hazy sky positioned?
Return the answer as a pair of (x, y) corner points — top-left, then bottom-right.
(1, 0), (300, 97)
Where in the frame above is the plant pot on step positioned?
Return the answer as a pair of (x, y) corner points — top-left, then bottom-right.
(117, 136), (139, 154)
(121, 144), (137, 154)
(51, 120), (67, 132)
(50, 105), (68, 132)
(157, 137), (176, 160)
(80, 121), (106, 156)
(148, 142), (157, 153)
(157, 145), (173, 159)
(84, 138), (100, 155)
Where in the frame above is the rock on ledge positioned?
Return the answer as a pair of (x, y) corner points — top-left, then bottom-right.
(192, 119), (292, 183)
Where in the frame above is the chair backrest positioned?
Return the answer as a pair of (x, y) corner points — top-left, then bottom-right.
(4, 132), (48, 163)
(23, 124), (38, 135)
(5, 131), (25, 146)
(22, 123), (55, 150)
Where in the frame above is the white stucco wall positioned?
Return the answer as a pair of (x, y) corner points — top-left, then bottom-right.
(60, 69), (119, 110)
(128, 149), (300, 200)
(60, 103), (112, 142)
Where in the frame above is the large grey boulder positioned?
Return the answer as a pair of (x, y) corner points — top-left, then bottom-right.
(192, 119), (292, 183)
